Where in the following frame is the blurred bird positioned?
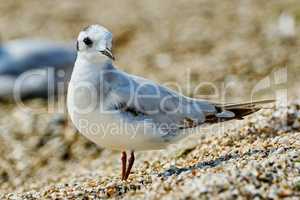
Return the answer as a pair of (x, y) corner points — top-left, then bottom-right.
(67, 25), (274, 180)
(0, 39), (76, 101)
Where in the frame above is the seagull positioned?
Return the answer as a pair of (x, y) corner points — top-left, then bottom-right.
(0, 39), (76, 100)
(67, 24), (274, 180)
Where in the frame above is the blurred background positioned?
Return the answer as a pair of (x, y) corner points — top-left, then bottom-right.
(0, 0), (299, 198)
(0, 0), (299, 101)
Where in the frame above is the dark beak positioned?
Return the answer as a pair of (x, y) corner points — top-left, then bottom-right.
(100, 48), (115, 60)
(76, 41), (79, 51)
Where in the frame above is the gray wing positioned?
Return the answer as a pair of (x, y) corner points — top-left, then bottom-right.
(103, 68), (217, 130)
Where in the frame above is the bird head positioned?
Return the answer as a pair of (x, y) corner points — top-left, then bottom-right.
(76, 24), (115, 61)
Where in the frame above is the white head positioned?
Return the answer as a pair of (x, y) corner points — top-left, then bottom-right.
(76, 24), (115, 61)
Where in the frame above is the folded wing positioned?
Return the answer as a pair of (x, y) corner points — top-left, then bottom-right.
(104, 68), (274, 131)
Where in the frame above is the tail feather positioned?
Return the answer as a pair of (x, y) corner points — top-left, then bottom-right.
(213, 99), (275, 109)
(205, 99), (275, 123)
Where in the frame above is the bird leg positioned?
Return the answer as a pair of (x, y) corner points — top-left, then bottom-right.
(121, 151), (127, 180)
(124, 151), (135, 180)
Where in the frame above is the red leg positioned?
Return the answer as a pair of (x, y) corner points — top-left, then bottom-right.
(121, 151), (127, 180)
(124, 151), (135, 180)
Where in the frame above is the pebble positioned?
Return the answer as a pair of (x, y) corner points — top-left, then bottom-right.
(1, 81), (300, 199)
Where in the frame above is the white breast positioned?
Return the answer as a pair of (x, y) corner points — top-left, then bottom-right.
(67, 58), (169, 151)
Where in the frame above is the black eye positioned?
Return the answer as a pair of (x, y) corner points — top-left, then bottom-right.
(83, 37), (93, 47)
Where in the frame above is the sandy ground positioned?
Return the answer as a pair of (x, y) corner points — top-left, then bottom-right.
(0, 0), (300, 199)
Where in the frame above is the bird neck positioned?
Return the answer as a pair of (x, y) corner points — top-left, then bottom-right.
(77, 51), (113, 66)
(71, 52), (115, 83)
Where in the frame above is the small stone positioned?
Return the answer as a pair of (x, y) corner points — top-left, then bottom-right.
(294, 180), (300, 191)
(106, 186), (116, 197)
